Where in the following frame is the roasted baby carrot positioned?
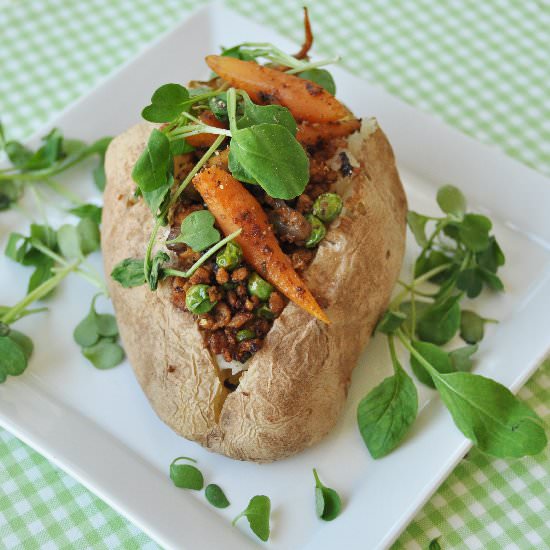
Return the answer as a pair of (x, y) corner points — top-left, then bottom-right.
(206, 55), (349, 123)
(296, 119), (361, 146)
(193, 166), (330, 324)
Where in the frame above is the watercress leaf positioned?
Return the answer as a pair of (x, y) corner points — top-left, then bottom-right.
(313, 469), (342, 521)
(228, 143), (258, 184)
(205, 484), (230, 508)
(237, 93), (297, 135)
(96, 314), (118, 338)
(68, 204), (102, 225)
(478, 267), (504, 291)
(30, 223), (57, 251)
(5, 233), (26, 261)
(24, 128), (64, 171)
(410, 340), (454, 388)
(399, 300), (430, 335)
(0, 336), (28, 376)
(442, 222), (460, 241)
(8, 331), (34, 361)
(141, 173), (173, 216)
(357, 362), (418, 458)
(82, 339), (124, 370)
(142, 84), (190, 123)
(77, 218), (100, 256)
(27, 258), (55, 294)
(4, 141), (33, 169)
(407, 211), (430, 248)
(458, 214), (492, 252)
(298, 68), (336, 95)
(0, 180), (21, 211)
(169, 139), (195, 156)
(414, 250), (453, 282)
(417, 294), (462, 345)
(57, 224), (82, 260)
(449, 344), (478, 372)
(171, 210), (220, 252)
(429, 538), (442, 550)
(376, 310), (406, 335)
(111, 258), (146, 288)
(93, 161), (106, 191)
(431, 371), (547, 457)
(436, 185), (466, 218)
(476, 236), (505, 273)
(233, 495), (271, 542)
(221, 44), (257, 61)
(169, 457), (204, 490)
(459, 310), (486, 344)
(231, 124), (309, 199)
(131, 129), (171, 193)
(73, 308), (100, 348)
(149, 251), (170, 291)
(456, 268), (483, 299)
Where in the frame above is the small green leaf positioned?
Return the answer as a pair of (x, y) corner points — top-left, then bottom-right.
(73, 308), (100, 347)
(82, 340), (124, 369)
(57, 224), (82, 260)
(298, 68), (336, 95)
(0, 180), (21, 211)
(413, 250), (452, 282)
(205, 484), (230, 508)
(417, 294), (462, 345)
(77, 218), (100, 256)
(142, 84), (190, 122)
(231, 124), (309, 199)
(131, 129), (171, 193)
(460, 310), (486, 344)
(376, 310), (406, 335)
(436, 185), (466, 218)
(4, 141), (33, 168)
(430, 371), (547, 457)
(169, 457), (204, 490)
(111, 258), (146, 288)
(96, 314), (118, 338)
(312, 469), (342, 521)
(456, 268), (483, 299)
(169, 210), (220, 252)
(476, 237), (505, 272)
(228, 143), (258, 184)
(233, 495), (271, 542)
(170, 139), (195, 156)
(357, 355), (418, 458)
(407, 211), (430, 248)
(410, 340), (454, 388)
(27, 258), (55, 294)
(68, 204), (102, 225)
(449, 344), (478, 372)
(237, 93), (297, 135)
(458, 214), (492, 252)
(8, 331), (34, 360)
(429, 537), (442, 550)
(0, 336), (28, 377)
(149, 251), (170, 291)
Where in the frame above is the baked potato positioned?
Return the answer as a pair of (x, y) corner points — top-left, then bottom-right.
(102, 45), (407, 462)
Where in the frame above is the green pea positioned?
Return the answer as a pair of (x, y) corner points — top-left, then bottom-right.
(313, 193), (343, 222)
(305, 214), (326, 248)
(185, 284), (217, 314)
(256, 304), (275, 320)
(248, 272), (274, 301)
(216, 241), (243, 271)
(236, 329), (256, 342)
(209, 93), (228, 121)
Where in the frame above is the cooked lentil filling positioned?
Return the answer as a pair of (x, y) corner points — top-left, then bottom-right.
(169, 117), (355, 364)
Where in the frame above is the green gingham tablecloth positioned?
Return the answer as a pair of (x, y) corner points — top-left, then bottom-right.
(1, 1), (549, 548)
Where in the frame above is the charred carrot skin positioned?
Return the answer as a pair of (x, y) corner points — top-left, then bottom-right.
(206, 55), (349, 123)
(193, 166), (330, 324)
(296, 119), (361, 146)
(185, 111), (228, 148)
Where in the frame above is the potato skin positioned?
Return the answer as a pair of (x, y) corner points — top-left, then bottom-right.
(102, 121), (407, 462)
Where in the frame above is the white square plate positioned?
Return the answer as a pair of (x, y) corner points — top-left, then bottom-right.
(1, 4), (549, 549)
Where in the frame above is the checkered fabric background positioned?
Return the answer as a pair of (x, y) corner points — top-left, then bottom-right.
(0, 0), (549, 548)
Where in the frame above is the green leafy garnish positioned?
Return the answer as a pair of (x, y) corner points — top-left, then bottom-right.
(167, 210), (220, 252)
(68, 204), (102, 225)
(357, 336), (418, 457)
(169, 457), (204, 490)
(131, 129), (171, 194)
(312, 469), (342, 521)
(298, 68), (336, 95)
(110, 258), (147, 288)
(205, 484), (230, 509)
(142, 84), (190, 123)
(232, 495), (271, 542)
(74, 295), (124, 370)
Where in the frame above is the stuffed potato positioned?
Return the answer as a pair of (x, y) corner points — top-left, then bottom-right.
(102, 33), (407, 462)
